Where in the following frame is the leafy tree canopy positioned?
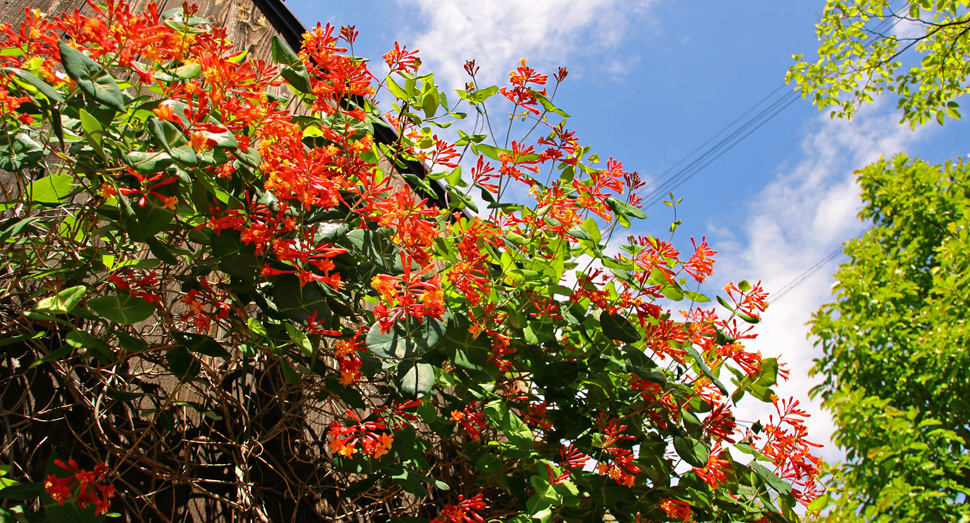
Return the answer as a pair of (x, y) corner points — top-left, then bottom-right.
(809, 155), (970, 522)
(788, 0), (970, 127)
(792, 1), (970, 520)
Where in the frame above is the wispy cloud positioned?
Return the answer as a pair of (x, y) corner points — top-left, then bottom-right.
(393, 0), (659, 90)
(712, 101), (929, 463)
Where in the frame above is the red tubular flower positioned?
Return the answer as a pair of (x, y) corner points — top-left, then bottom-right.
(44, 459), (115, 515)
(383, 41), (419, 74)
(327, 411), (394, 458)
(339, 25), (358, 45)
(451, 403), (488, 440)
(683, 236), (716, 283)
(434, 493), (487, 523)
(370, 256), (445, 332)
(758, 396), (823, 506)
(724, 280), (769, 321)
(375, 398), (422, 430)
(692, 443), (730, 490)
(559, 443), (590, 470)
(117, 168), (178, 208)
(659, 498), (692, 522)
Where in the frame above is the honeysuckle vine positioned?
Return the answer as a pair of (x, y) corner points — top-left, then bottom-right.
(0, 1), (822, 521)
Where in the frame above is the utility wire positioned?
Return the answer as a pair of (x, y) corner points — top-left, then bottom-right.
(771, 226), (874, 303)
(642, 7), (905, 210)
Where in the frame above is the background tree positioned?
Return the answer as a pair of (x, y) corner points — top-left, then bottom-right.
(808, 156), (970, 521)
(789, 1), (970, 521)
(788, 0), (970, 127)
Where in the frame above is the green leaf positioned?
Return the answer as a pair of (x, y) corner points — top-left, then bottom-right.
(396, 361), (435, 398)
(87, 294), (155, 324)
(29, 345), (73, 368)
(0, 331), (44, 348)
(446, 186), (479, 213)
(474, 143), (505, 161)
(171, 331), (229, 358)
(605, 196), (647, 220)
(175, 62), (201, 80)
(65, 331), (113, 364)
(219, 254), (259, 280)
(278, 356), (299, 384)
(484, 401), (533, 450)
(422, 91), (438, 118)
(441, 315), (490, 371)
(366, 316), (447, 360)
(124, 195), (176, 243)
(115, 331), (148, 352)
(166, 345), (200, 381)
(750, 461), (793, 496)
(600, 312), (641, 343)
(248, 318), (267, 338)
(146, 236), (179, 264)
(58, 40), (125, 112)
(0, 482), (43, 500)
(34, 285), (86, 314)
(126, 150), (175, 174)
(285, 323), (313, 358)
(281, 65), (312, 94)
(386, 76), (409, 100)
(391, 467), (430, 497)
(673, 435), (709, 468)
(684, 345), (729, 395)
(272, 277), (333, 325)
(164, 19), (208, 34)
(0, 133), (45, 172)
(566, 225), (593, 241)
(26, 173), (73, 204)
(534, 90), (570, 117)
(5, 67), (63, 102)
(458, 85), (498, 104)
(78, 107), (105, 147)
(271, 35), (301, 66)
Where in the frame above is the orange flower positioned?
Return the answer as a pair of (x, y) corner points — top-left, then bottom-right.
(660, 498), (692, 522)
(189, 132), (209, 153)
(160, 195), (177, 210)
(152, 102), (183, 125)
(99, 183), (117, 199)
(329, 436), (356, 457)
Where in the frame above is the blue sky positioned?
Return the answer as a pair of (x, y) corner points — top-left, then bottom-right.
(290, 0), (970, 462)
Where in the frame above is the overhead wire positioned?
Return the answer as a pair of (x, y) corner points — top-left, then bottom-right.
(641, 3), (905, 210)
(638, 6), (903, 300)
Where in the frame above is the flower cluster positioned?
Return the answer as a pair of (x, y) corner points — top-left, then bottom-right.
(0, 1), (826, 520)
(328, 410), (394, 458)
(757, 397), (824, 505)
(432, 493), (487, 523)
(44, 459), (115, 516)
(450, 403), (488, 440)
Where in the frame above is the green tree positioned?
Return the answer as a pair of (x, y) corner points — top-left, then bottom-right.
(808, 156), (970, 521)
(790, 1), (970, 520)
(788, 0), (970, 127)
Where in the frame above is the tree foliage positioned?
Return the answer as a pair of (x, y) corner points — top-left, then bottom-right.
(0, 2), (822, 522)
(809, 156), (970, 522)
(791, 1), (970, 520)
(788, 0), (970, 127)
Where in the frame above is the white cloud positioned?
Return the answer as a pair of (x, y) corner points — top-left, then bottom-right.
(712, 101), (930, 463)
(393, 0), (660, 90)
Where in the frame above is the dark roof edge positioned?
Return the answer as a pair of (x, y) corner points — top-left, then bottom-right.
(253, 0), (465, 219)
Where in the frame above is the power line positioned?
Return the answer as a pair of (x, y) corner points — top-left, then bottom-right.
(771, 226), (874, 303)
(642, 9), (906, 209)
